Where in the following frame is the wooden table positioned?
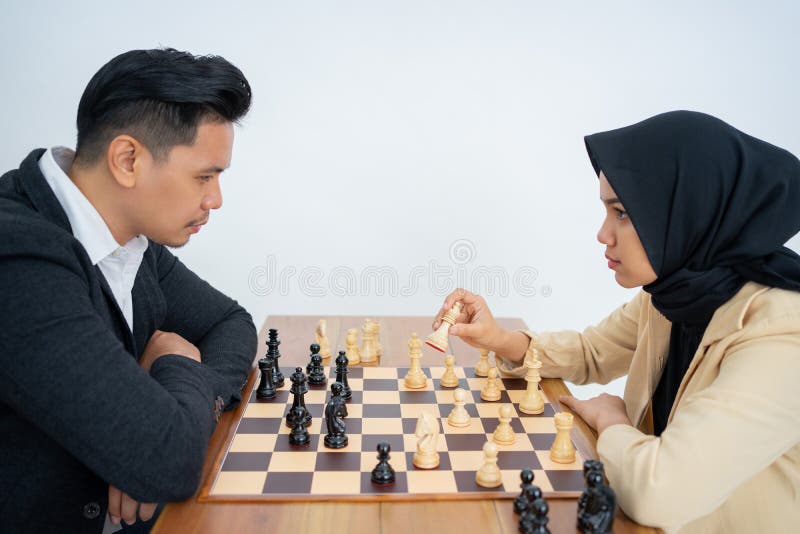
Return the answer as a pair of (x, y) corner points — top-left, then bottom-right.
(153, 316), (659, 534)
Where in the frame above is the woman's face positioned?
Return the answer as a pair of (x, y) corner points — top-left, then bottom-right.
(597, 171), (658, 288)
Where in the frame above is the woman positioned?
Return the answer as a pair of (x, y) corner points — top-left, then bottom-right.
(433, 111), (800, 533)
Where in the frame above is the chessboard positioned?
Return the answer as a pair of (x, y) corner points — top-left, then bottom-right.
(200, 364), (586, 502)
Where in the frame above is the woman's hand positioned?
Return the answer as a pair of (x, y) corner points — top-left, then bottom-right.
(559, 393), (632, 434)
(432, 289), (529, 363)
(433, 288), (502, 349)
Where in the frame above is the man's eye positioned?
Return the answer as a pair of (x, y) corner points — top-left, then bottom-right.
(198, 175), (213, 182)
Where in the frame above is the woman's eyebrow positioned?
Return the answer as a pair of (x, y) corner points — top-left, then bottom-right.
(600, 196), (621, 205)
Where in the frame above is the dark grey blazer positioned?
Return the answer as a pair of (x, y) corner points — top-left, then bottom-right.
(0, 149), (258, 533)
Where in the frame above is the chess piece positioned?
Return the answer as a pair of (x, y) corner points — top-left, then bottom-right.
(404, 333), (427, 389)
(583, 459), (604, 480)
(480, 367), (502, 401)
(440, 354), (459, 388)
(373, 320), (382, 357)
(286, 367), (311, 428)
(475, 440), (502, 488)
(412, 411), (440, 469)
(266, 328), (285, 388)
(513, 469), (535, 514)
(370, 442), (396, 485)
(360, 318), (378, 363)
(288, 406), (311, 446)
(307, 344), (327, 386)
(519, 357), (544, 415)
(256, 355), (276, 400)
(334, 351), (352, 400)
(447, 387), (471, 427)
(315, 319), (331, 359)
(492, 404), (516, 445)
(426, 301), (462, 352)
(549, 412), (576, 463)
(519, 484), (545, 533)
(345, 328), (361, 365)
(475, 348), (491, 377)
(530, 498), (551, 534)
(577, 467), (617, 534)
(323, 382), (349, 449)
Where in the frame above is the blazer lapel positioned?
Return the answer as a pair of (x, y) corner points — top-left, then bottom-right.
(94, 265), (134, 354)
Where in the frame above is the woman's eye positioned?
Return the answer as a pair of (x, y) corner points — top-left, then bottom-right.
(614, 208), (628, 220)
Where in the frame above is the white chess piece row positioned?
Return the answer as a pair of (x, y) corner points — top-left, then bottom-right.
(315, 318), (383, 365)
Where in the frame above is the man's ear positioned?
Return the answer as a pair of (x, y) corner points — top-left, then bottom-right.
(106, 135), (148, 189)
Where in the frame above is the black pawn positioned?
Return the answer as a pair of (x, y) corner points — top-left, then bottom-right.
(583, 459), (604, 480)
(286, 367), (311, 428)
(577, 464), (616, 534)
(519, 486), (543, 533)
(256, 356), (277, 400)
(514, 468), (535, 514)
(306, 343), (319, 374)
(334, 351), (352, 400)
(530, 498), (550, 534)
(267, 328), (284, 388)
(370, 442), (395, 485)
(288, 407), (311, 446)
(307, 344), (327, 386)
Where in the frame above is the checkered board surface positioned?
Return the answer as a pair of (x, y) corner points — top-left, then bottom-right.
(202, 366), (585, 502)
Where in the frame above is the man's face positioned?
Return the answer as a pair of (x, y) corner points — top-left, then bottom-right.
(132, 120), (233, 247)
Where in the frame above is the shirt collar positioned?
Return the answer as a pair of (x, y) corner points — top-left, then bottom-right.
(38, 146), (148, 265)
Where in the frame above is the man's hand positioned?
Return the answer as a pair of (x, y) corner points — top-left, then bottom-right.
(108, 485), (157, 525)
(559, 393), (632, 434)
(138, 330), (201, 372)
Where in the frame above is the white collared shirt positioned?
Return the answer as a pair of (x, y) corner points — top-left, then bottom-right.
(38, 147), (148, 332)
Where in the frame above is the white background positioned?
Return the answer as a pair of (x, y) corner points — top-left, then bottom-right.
(2, 1), (799, 398)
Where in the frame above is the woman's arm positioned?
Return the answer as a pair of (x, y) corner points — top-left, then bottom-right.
(596, 330), (800, 529)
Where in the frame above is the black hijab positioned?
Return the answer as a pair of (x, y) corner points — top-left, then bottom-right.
(584, 110), (800, 435)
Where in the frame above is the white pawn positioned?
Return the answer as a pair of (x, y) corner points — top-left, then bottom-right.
(475, 440), (502, 488)
(440, 354), (459, 388)
(447, 388), (471, 427)
(475, 349), (491, 377)
(492, 404), (516, 445)
(480, 367), (502, 402)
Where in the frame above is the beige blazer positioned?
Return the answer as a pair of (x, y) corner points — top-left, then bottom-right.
(497, 282), (800, 533)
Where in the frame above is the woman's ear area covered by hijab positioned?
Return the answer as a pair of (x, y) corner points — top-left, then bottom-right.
(597, 170), (658, 289)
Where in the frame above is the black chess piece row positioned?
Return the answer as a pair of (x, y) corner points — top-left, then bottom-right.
(514, 468), (548, 534)
(256, 331), (356, 450)
(577, 460), (616, 534)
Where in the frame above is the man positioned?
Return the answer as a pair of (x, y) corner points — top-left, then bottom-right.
(0, 48), (257, 533)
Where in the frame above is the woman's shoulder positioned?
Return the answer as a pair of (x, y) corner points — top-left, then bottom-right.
(737, 282), (800, 332)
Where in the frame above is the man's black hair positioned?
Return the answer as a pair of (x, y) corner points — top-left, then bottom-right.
(74, 48), (252, 164)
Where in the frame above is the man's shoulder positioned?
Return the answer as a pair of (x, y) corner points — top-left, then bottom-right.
(0, 196), (88, 279)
